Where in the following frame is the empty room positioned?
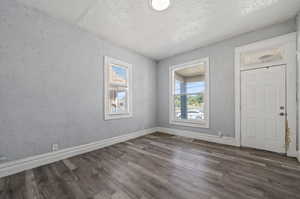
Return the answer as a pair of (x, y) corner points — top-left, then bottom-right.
(1, 0), (300, 198)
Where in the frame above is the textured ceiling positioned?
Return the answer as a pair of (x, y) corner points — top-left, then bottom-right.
(17, 0), (300, 60)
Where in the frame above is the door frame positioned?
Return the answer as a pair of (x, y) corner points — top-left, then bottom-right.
(234, 32), (297, 157)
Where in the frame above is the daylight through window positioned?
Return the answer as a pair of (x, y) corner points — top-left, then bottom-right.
(104, 57), (132, 120)
(170, 58), (209, 128)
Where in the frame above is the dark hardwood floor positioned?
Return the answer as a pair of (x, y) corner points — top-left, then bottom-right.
(1, 132), (300, 199)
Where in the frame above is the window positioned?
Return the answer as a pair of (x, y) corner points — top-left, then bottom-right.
(104, 56), (132, 120)
(240, 47), (284, 68)
(169, 57), (209, 128)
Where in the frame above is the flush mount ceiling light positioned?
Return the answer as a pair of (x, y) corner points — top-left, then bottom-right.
(150, 0), (170, 11)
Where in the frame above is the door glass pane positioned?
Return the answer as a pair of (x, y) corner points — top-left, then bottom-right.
(109, 88), (127, 113)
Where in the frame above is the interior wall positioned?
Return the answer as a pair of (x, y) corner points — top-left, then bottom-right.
(297, 13), (300, 150)
(157, 19), (297, 137)
(0, 0), (157, 162)
(0, 0), (298, 163)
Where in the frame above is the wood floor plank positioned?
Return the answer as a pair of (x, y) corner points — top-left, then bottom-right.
(1, 132), (300, 199)
(0, 176), (11, 199)
(8, 172), (26, 199)
(25, 170), (41, 199)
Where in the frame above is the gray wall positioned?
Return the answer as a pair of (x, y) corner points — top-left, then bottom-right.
(297, 13), (300, 149)
(298, 13), (300, 50)
(0, 0), (297, 162)
(0, 0), (157, 161)
(157, 19), (296, 137)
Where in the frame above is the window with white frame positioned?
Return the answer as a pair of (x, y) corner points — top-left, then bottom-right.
(104, 56), (132, 120)
(169, 57), (210, 128)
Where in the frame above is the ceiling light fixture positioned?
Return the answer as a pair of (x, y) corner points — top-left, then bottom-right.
(150, 0), (170, 11)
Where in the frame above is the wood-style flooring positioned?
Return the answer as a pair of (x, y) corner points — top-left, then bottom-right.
(1, 132), (300, 199)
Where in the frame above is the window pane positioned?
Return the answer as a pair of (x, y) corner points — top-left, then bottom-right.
(240, 47), (284, 67)
(186, 81), (205, 94)
(110, 65), (127, 85)
(173, 64), (206, 122)
(174, 94), (204, 120)
(175, 80), (205, 94)
(109, 88), (127, 113)
(174, 95), (182, 119)
(175, 80), (183, 94)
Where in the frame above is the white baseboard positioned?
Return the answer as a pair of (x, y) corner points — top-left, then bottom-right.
(1, 126), (295, 178)
(157, 127), (239, 147)
(0, 127), (157, 178)
(287, 150), (298, 158)
(158, 127), (299, 158)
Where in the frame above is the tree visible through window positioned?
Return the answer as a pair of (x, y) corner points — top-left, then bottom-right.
(170, 58), (209, 128)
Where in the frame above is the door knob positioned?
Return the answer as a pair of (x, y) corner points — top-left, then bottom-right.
(279, 113), (285, 116)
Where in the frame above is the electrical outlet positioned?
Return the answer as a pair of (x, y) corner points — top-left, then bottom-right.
(52, 144), (59, 151)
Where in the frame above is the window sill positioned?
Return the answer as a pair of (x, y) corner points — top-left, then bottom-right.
(170, 120), (209, 128)
(104, 113), (133, 120)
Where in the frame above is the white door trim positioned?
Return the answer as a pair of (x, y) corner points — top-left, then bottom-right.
(234, 32), (297, 157)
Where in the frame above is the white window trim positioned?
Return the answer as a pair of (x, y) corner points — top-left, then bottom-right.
(104, 56), (133, 120)
(169, 57), (210, 128)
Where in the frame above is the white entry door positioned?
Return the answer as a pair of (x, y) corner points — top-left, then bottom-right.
(241, 65), (286, 153)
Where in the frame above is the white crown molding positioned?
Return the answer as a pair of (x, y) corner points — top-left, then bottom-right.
(157, 127), (239, 147)
(0, 127), (158, 178)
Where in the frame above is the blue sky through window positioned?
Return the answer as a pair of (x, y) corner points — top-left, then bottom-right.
(175, 80), (205, 94)
(175, 80), (181, 94)
(117, 91), (126, 100)
(186, 82), (205, 93)
(112, 65), (127, 80)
